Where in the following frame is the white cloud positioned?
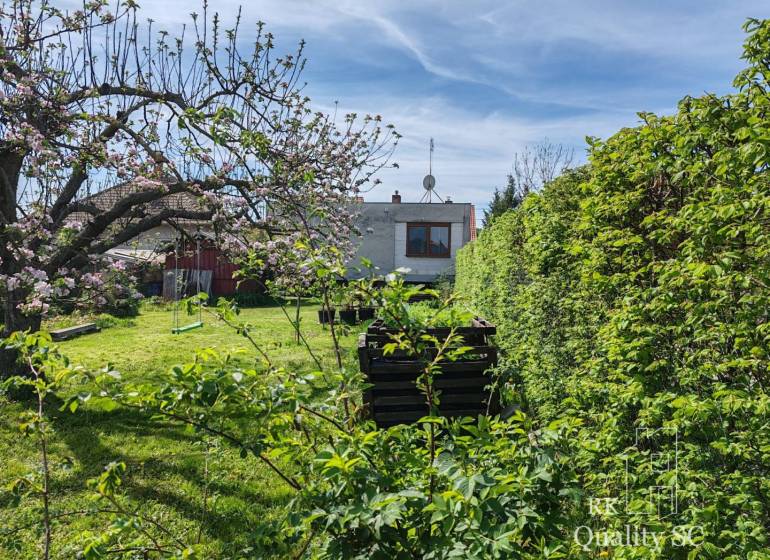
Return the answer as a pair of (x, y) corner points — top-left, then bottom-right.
(318, 94), (632, 208)
(56, 0), (770, 212)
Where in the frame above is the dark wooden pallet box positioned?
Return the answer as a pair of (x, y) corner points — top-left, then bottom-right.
(358, 318), (498, 428)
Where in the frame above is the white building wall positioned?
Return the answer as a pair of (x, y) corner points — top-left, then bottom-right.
(393, 222), (464, 277)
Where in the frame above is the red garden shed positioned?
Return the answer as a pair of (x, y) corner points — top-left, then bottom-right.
(162, 236), (260, 298)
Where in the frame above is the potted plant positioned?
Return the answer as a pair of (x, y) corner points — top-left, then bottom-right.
(352, 292), (376, 321)
(317, 307), (336, 324)
(338, 292), (358, 325)
(345, 259), (378, 322)
(320, 284), (348, 325)
(357, 305), (375, 321)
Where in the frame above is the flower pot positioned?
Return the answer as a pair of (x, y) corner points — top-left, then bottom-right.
(339, 308), (358, 325)
(357, 307), (375, 321)
(317, 308), (336, 324)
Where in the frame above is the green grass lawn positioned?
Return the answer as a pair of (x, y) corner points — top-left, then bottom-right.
(0, 302), (360, 559)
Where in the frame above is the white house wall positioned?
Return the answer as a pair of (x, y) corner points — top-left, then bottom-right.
(348, 202), (474, 282)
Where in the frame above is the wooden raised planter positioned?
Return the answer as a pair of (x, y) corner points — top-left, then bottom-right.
(358, 318), (498, 428)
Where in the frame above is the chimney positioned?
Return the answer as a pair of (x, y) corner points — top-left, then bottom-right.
(391, 190), (401, 203)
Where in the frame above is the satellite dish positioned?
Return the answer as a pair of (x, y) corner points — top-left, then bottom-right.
(423, 174), (436, 191)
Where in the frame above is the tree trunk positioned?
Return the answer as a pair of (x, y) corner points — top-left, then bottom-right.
(0, 149), (22, 225)
(295, 295), (301, 344)
(1, 286), (42, 379)
(0, 150), (32, 378)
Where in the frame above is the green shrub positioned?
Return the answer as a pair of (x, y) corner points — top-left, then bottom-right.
(455, 20), (770, 558)
(455, 168), (595, 418)
(92, 313), (136, 330)
(384, 301), (473, 328)
(216, 292), (276, 308)
(300, 413), (582, 559)
(43, 311), (135, 332)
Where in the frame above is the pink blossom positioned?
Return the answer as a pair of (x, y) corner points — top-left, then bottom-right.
(34, 281), (52, 297)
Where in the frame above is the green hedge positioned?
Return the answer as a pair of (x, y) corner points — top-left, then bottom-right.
(455, 20), (770, 558)
(456, 168), (595, 418)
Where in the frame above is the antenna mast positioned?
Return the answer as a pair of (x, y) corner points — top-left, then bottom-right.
(429, 137), (433, 176)
(420, 138), (443, 203)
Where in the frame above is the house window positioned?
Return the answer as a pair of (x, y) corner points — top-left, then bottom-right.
(406, 223), (451, 257)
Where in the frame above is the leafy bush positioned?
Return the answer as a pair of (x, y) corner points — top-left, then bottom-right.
(432, 272), (455, 302)
(2, 277), (585, 559)
(456, 168), (595, 418)
(80, 261), (143, 318)
(388, 301), (473, 329)
(456, 19), (770, 559)
(140, 295), (175, 311)
(297, 413), (581, 559)
(2, 329), (582, 559)
(92, 314), (136, 330)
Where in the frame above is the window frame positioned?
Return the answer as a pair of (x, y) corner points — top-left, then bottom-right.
(405, 222), (452, 258)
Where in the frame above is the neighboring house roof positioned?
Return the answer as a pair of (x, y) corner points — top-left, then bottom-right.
(67, 180), (214, 262)
(69, 180), (211, 228)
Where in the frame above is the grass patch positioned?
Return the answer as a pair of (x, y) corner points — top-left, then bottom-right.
(1, 302), (361, 559)
(43, 311), (138, 332)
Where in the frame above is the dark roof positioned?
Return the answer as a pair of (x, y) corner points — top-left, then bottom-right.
(70, 180), (210, 227)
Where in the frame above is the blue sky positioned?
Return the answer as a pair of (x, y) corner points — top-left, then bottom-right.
(144, 1), (770, 210)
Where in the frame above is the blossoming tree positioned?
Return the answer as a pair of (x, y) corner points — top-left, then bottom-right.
(0, 0), (397, 369)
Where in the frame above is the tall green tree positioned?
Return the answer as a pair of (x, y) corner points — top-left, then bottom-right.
(483, 173), (521, 224)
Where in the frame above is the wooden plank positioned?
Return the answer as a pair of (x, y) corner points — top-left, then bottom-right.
(51, 323), (94, 336)
(50, 323), (99, 341)
(364, 346), (497, 360)
(374, 409), (485, 423)
(471, 317), (496, 334)
(172, 321), (203, 334)
(368, 374), (492, 387)
(364, 331), (487, 345)
(374, 393), (488, 407)
(379, 372), (492, 385)
(162, 270), (177, 300)
(365, 319), (496, 339)
(441, 409), (487, 418)
(374, 410), (428, 423)
(371, 376), (490, 391)
(368, 359), (493, 376)
(373, 395), (425, 406)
